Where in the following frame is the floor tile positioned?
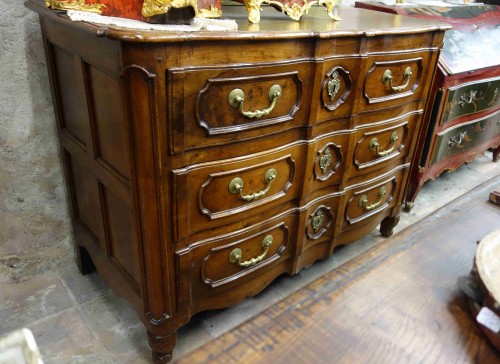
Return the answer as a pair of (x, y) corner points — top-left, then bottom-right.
(29, 308), (111, 364)
(0, 273), (74, 334)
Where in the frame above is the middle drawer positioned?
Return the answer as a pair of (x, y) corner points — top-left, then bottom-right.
(172, 142), (307, 240)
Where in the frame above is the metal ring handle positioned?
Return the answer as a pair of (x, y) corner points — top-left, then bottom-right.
(228, 235), (273, 268)
(382, 67), (412, 92)
(369, 131), (398, 157)
(228, 168), (277, 202)
(228, 84), (282, 119)
(359, 186), (387, 211)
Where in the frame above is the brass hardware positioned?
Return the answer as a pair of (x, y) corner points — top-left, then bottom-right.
(327, 71), (341, 101)
(228, 85), (282, 119)
(46, 0), (106, 13)
(228, 235), (273, 267)
(359, 186), (387, 211)
(448, 131), (468, 148)
(142, 0), (198, 18)
(242, 0), (340, 24)
(311, 210), (324, 233)
(228, 168), (277, 202)
(319, 148), (333, 173)
(369, 131), (398, 157)
(197, 5), (222, 17)
(418, 166), (425, 173)
(458, 89), (483, 107)
(382, 67), (412, 92)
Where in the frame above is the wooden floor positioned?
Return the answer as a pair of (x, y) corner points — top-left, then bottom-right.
(177, 176), (500, 364)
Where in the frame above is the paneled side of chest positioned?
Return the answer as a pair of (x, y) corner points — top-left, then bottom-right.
(37, 13), (444, 362)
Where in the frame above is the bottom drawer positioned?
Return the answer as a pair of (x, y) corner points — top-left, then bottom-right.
(431, 111), (500, 165)
(175, 213), (298, 309)
(340, 166), (408, 232)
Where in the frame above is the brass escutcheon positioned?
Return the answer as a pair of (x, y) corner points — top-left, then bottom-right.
(311, 210), (324, 233)
(228, 84), (282, 119)
(382, 67), (412, 92)
(228, 235), (273, 268)
(327, 71), (341, 101)
(319, 148), (333, 173)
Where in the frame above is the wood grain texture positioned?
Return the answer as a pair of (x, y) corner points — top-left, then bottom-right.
(178, 176), (500, 364)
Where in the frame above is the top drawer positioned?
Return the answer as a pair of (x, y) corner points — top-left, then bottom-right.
(441, 77), (500, 125)
(167, 62), (314, 153)
(360, 52), (432, 112)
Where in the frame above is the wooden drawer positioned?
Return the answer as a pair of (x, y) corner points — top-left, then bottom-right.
(299, 193), (342, 268)
(349, 111), (421, 178)
(341, 166), (407, 230)
(441, 76), (500, 125)
(431, 110), (500, 165)
(361, 52), (431, 112)
(315, 58), (362, 123)
(303, 131), (350, 196)
(174, 213), (297, 308)
(172, 142), (307, 239)
(168, 62), (313, 153)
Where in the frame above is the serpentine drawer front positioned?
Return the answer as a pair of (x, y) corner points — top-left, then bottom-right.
(361, 53), (429, 111)
(441, 77), (500, 125)
(431, 111), (500, 165)
(28, 2), (448, 361)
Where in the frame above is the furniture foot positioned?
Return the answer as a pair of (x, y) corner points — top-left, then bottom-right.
(148, 331), (176, 364)
(404, 201), (414, 212)
(76, 245), (95, 275)
(380, 214), (400, 238)
(492, 145), (500, 162)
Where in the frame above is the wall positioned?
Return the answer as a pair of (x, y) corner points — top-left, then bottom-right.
(0, 0), (72, 283)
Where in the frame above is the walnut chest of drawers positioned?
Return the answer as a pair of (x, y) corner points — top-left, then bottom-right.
(27, 2), (449, 362)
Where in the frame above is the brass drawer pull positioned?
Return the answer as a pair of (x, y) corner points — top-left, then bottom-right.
(359, 186), (387, 211)
(369, 131), (398, 157)
(382, 67), (412, 92)
(228, 168), (277, 202)
(228, 84), (282, 119)
(229, 235), (273, 267)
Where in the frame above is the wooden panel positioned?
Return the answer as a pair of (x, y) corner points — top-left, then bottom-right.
(100, 183), (141, 290)
(86, 63), (130, 181)
(51, 44), (87, 146)
(63, 150), (101, 240)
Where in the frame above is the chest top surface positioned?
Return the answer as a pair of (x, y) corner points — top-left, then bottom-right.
(27, 1), (450, 43)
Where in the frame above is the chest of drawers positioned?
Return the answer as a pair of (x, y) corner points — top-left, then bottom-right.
(27, 2), (448, 362)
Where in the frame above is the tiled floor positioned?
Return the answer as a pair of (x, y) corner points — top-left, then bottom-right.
(1, 152), (499, 363)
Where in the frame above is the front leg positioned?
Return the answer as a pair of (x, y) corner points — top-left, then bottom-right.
(148, 331), (176, 364)
(380, 214), (400, 238)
